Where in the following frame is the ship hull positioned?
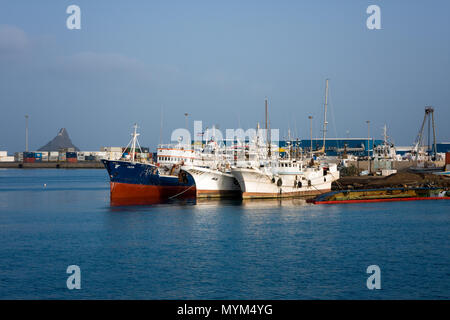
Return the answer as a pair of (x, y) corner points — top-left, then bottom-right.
(102, 160), (195, 204)
(181, 167), (241, 198)
(312, 187), (450, 204)
(231, 166), (336, 199)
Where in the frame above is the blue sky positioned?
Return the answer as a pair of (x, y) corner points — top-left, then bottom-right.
(0, 0), (449, 152)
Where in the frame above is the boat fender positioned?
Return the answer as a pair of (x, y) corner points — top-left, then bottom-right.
(271, 177), (276, 183)
(308, 180), (311, 187)
(277, 178), (283, 187)
(298, 181), (302, 188)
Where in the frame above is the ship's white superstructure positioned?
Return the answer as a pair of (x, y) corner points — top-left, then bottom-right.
(156, 142), (196, 176)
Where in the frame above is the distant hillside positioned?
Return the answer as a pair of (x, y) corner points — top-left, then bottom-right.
(38, 128), (80, 151)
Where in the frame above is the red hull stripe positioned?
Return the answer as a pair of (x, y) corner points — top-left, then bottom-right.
(110, 182), (196, 201)
(314, 197), (450, 204)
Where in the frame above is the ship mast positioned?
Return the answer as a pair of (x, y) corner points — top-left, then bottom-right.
(131, 123), (139, 163)
(321, 79), (329, 154)
(265, 98), (271, 157)
(383, 124), (388, 157)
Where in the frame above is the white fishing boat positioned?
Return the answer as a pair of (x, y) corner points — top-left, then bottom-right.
(179, 138), (242, 198)
(373, 125), (402, 161)
(181, 166), (241, 198)
(231, 159), (339, 199)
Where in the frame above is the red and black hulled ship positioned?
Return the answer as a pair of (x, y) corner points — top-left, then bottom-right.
(102, 124), (195, 205)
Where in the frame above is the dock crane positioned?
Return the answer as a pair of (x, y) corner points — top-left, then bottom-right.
(412, 106), (437, 162)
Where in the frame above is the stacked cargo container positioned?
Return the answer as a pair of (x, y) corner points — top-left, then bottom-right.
(0, 151), (14, 162)
(94, 152), (107, 160)
(58, 152), (66, 162)
(14, 152), (24, 162)
(11, 147), (149, 163)
(77, 152), (85, 161)
(34, 152), (42, 162)
(41, 152), (49, 162)
(49, 152), (59, 161)
(66, 152), (77, 163)
(23, 152), (35, 163)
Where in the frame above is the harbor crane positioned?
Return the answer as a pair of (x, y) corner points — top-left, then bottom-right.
(412, 106), (437, 161)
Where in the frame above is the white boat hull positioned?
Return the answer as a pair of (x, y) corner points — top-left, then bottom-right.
(181, 167), (242, 198)
(231, 166), (339, 199)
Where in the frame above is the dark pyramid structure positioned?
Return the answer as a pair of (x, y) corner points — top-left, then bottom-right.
(38, 128), (80, 151)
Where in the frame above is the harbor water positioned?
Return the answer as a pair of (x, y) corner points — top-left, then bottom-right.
(0, 169), (449, 299)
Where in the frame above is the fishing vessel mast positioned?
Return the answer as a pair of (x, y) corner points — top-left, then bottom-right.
(321, 79), (329, 154)
(316, 79), (329, 155)
(130, 123), (139, 162)
(265, 98), (271, 157)
(122, 123), (143, 163)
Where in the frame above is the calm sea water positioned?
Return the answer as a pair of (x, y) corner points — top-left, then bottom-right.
(0, 168), (449, 299)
